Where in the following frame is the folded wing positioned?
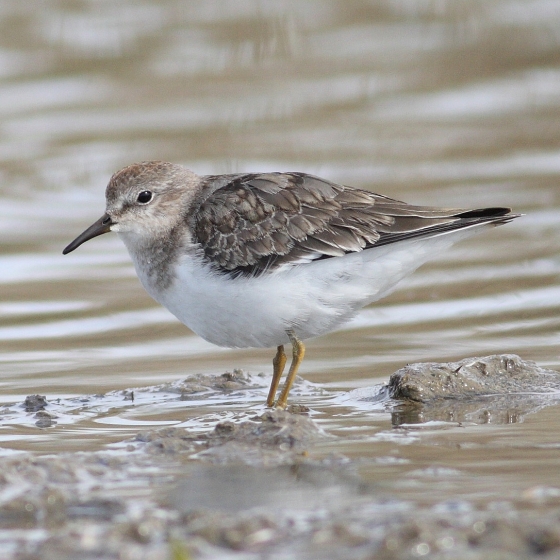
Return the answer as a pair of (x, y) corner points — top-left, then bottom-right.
(192, 172), (515, 277)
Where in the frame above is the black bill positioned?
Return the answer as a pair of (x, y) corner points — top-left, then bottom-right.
(63, 214), (113, 254)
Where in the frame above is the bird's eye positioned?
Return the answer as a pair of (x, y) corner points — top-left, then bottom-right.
(137, 191), (153, 204)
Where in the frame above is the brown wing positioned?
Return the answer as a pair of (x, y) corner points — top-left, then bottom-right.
(192, 172), (513, 277)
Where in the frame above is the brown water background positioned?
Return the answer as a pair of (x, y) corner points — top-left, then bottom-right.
(1, 1), (560, 554)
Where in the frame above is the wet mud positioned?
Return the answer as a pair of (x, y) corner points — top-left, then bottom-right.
(135, 409), (321, 465)
(388, 355), (560, 402)
(385, 355), (560, 425)
(5, 355), (560, 559)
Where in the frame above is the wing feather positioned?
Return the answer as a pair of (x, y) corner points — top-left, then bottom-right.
(192, 172), (514, 277)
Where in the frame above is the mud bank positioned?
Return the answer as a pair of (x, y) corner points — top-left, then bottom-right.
(3, 355), (560, 560)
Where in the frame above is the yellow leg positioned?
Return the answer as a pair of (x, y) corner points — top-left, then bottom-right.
(275, 331), (305, 410)
(267, 345), (286, 407)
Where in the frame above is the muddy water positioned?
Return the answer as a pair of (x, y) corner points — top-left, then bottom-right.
(1, 1), (560, 558)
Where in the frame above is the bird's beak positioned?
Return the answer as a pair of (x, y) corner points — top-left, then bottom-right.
(63, 214), (113, 254)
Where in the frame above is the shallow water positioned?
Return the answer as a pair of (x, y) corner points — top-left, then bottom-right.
(2, 1), (560, 558)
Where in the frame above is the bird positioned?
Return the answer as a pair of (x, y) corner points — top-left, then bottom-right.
(63, 161), (519, 409)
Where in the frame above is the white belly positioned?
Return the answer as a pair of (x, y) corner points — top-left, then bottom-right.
(128, 227), (483, 349)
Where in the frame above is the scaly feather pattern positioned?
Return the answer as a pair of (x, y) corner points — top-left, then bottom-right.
(192, 172), (513, 277)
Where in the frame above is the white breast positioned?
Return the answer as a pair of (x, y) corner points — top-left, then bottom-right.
(124, 226), (483, 349)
